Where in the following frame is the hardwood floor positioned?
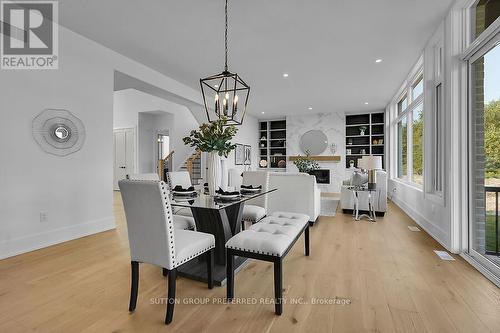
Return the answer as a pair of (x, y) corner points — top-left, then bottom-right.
(1, 192), (499, 332)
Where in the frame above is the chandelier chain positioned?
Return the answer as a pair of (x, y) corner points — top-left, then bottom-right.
(224, 0), (228, 71)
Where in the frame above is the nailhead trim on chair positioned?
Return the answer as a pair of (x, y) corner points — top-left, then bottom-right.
(174, 244), (215, 267)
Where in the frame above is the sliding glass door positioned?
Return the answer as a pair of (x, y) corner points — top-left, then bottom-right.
(469, 33), (500, 276)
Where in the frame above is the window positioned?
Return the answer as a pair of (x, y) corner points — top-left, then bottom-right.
(393, 64), (424, 187)
(412, 103), (423, 185)
(474, 0), (500, 39)
(412, 76), (423, 101)
(397, 96), (407, 115)
(398, 116), (408, 179)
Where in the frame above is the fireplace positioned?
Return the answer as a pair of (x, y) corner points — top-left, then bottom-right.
(308, 169), (330, 184)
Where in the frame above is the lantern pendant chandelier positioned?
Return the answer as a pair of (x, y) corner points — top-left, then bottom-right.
(200, 0), (250, 125)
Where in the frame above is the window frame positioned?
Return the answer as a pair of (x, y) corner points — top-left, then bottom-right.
(393, 61), (425, 188)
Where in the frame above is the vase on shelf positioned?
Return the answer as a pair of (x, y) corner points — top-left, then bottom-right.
(207, 152), (221, 196)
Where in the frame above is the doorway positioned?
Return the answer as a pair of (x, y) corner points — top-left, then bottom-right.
(468, 32), (500, 278)
(113, 128), (135, 190)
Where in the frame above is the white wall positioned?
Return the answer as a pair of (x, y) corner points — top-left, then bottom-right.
(0, 24), (204, 259)
(138, 112), (173, 173)
(285, 112), (346, 193)
(114, 89), (200, 171)
(225, 115), (259, 172)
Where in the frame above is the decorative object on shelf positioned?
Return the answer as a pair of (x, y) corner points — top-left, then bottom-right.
(260, 136), (266, 141)
(358, 155), (383, 190)
(260, 142), (265, 148)
(199, 0), (250, 125)
(348, 138), (353, 145)
(346, 149), (352, 155)
(277, 159), (287, 168)
(378, 139), (384, 144)
(259, 159), (268, 168)
(359, 126), (367, 136)
(244, 145), (252, 165)
(234, 143), (244, 165)
(330, 143), (337, 155)
(292, 150), (320, 173)
(300, 130), (328, 155)
(349, 160), (355, 168)
(32, 109), (86, 157)
(373, 139), (378, 145)
(360, 148), (366, 155)
(183, 117), (237, 195)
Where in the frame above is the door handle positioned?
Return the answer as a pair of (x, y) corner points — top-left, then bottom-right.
(120, 166), (126, 169)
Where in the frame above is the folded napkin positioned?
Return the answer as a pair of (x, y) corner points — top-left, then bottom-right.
(216, 187), (240, 196)
(241, 184), (262, 190)
(173, 185), (195, 192)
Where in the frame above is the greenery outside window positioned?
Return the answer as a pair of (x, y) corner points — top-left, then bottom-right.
(394, 66), (424, 188)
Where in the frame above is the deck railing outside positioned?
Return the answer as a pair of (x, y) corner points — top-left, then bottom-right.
(485, 186), (500, 256)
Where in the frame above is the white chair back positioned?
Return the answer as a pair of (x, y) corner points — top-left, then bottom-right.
(167, 171), (192, 190)
(127, 173), (160, 181)
(228, 168), (242, 189)
(118, 180), (177, 270)
(242, 171), (269, 209)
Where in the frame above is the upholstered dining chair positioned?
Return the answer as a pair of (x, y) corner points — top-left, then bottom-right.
(126, 173), (161, 181)
(166, 171), (194, 217)
(126, 173), (195, 230)
(118, 180), (215, 324)
(241, 171), (269, 230)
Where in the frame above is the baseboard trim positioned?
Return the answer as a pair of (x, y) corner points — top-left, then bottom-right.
(0, 217), (116, 260)
(390, 196), (451, 252)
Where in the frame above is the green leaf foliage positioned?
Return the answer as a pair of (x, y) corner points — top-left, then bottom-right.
(182, 117), (238, 157)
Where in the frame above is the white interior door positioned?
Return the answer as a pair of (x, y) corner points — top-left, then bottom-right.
(114, 128), (135, 190)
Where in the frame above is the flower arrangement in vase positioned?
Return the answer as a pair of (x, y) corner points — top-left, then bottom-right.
(183, 117), (237, 195)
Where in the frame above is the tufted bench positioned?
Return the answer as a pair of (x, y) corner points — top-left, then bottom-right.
(225, 211), (310, 315)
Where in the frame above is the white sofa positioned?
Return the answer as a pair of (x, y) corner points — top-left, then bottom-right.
(267, 173), (321, 225)
(340, 170), (387, 215)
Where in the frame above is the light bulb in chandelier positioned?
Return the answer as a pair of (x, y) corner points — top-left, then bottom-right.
(232, 95), (238, 115)
(214, 93), (220, 114)
(223, 97), (228, 116)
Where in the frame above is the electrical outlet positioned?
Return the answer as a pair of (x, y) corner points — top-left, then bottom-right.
(40, 212), (48, 223)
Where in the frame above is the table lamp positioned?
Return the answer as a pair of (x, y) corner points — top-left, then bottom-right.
(359, 155), (382, 189)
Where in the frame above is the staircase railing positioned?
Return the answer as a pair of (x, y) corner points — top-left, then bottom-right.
(157, 150), (175, 181)
(186, 150), (201, 176)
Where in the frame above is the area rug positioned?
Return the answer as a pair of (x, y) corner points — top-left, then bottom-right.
(320, 197), (339, 217)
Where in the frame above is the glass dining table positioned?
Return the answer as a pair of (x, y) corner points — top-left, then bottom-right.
(170, 188), (277, 286)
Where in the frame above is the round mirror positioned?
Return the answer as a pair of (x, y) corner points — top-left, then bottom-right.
(300, 130), (328, 155)
(54, 126), (70, 141)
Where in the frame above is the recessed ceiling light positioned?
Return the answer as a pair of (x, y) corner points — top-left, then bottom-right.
(308, 107), (313, 110)
(375, 59), (383, 63)
(282, 73), (289, 78)
(214, 84), (219, 88)
(364, 102), (369, 105)
(261, 111), (265, 114)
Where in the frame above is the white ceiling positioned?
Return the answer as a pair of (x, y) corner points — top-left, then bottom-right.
(60, 0), (453, 117)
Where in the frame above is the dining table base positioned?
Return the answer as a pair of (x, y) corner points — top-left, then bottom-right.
(177, 255), (248, 286)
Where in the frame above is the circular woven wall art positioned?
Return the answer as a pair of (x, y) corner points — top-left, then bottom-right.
(32, 109), (86, 156)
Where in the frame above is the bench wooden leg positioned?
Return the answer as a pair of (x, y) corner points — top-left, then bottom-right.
(165, 268), (177, 325)
(226, 251), (234, 300)
(273, 258), (283, 315)
(207, 249), (214, 289)
(129, 261), (139, 312)
(305, 225), (310, 256)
